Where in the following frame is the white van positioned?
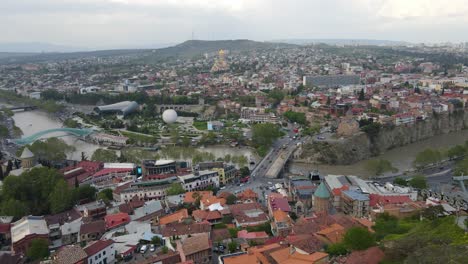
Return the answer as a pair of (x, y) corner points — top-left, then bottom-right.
(140, 245), (148, 254)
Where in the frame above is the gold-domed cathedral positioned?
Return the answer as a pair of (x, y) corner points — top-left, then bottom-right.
(211, 49), (229, 73)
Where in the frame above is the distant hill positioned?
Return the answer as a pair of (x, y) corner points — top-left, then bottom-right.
(273, 39), (410, 46)
(151, 39), (296, 58)
(0, 42), (85, 53)
(0, 39), (296, 65)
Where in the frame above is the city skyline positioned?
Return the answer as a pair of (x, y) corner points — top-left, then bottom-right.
(2, 0), (468, 50)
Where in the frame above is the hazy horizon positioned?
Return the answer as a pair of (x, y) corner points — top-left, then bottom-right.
(2, 0), (468, 50)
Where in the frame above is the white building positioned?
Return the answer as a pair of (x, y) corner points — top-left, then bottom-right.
(84, 239), (115, 264)
(178, 170), (219, 192)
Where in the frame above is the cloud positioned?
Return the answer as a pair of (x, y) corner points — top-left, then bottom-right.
(0, 0), (467, 48)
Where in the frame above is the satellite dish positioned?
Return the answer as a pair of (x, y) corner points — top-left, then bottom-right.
(162, 109), (178, 124)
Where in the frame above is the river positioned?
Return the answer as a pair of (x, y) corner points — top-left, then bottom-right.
(11, 110), (101, 160)
(11, 110), (256, 162)
(291, 129), (468, 177)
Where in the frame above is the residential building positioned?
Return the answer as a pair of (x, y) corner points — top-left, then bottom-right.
(341, 190), (370, 218)
(229, 203), (269, 227)
(52, 244), (87, 264)
(237, 230), (269, 244)
(82, 201), (107, 220)
(271, 210), (293, 237)
(178, 170), (219, 192)
(240, 107), (279, 124)
(11, 216), (49, 255)
(159, 209), (189, 226)
(84, 239), (115, 264)
(177, 233), (212, 264)
(104, 213), (130, 230)
(80, 220), (106, 242)
(117, 177), (179, 202)
(142, 160), (177, 176)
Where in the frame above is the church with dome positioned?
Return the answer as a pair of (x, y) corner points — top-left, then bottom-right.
(211, 49), (230, 73)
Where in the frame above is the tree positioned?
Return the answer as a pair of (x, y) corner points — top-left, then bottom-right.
(408, 175), (427, 189)
(252, 123), (282, 149)
(239, 167), (250, 177)
(228, 241), (238, 253)
(343, 227), (375, 251)
(74, 184), (97, 202)
(151, 236), (163, 246)
(166, 183), (185, 196)
(365, 159), (397, 176)
(97, 189), (113, 203)
(447, 145), (466, 160)
(224, 154), (231, 163)
(49, 180), (73, 214)
(228, 228), (238, 238)
(91, 148), (119, 162)
(413, 148), (442, 168)
(18, 138), (75, 162)
(422, 205), (444, 220)
(326, 243), (348, 256)
(63, 118), (80, 128)
(454, 157), (468, 175)
(26, 239), (49, 261)
(358, 88), (365, 101)
(393, 177), (408, 186)
(161, 246), (169, 254)
(284, 111), (307, 125)
(0, 125), (9, 138)
(226, 194), (238, 205)
(0, 199), (28, 220)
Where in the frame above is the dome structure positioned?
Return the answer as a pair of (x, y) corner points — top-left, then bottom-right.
(162, 109), (178, 124)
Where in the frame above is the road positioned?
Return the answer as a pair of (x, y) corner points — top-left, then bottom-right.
(251, 123), (304, 179)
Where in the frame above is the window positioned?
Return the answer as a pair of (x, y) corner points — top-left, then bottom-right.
(103, 250), (106, 255)
(95, 255), (98, 260)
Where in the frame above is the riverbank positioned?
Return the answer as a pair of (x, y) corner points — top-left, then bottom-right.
(291, 129), (468, 177)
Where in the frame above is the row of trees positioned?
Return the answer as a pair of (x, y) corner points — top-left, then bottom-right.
(17, 138), (75, 163)
(0, 167), (97, 219)
(413, 141), (468, 169)
(251, 123), (282, 156)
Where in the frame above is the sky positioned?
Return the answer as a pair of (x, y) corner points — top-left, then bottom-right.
(1, 0), (468, 49)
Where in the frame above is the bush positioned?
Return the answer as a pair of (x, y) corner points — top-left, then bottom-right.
(343, 227), (375, 251)
(326, 242), (348, 256)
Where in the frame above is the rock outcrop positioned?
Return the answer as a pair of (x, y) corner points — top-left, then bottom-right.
(301, 111), (468, 165)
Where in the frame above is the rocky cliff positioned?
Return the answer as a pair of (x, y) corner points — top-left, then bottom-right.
(301, 111), (468, 165)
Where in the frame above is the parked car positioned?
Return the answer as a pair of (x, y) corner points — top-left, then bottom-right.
(140, 245), (148, 254)
(150, 244), (155, 252)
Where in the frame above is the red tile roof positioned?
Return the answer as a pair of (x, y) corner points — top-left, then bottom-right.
(237, 230), (269, 239)
(369, 194), (412, 207)
(92, 168), (132, 178)
(345, 246), (385, 264)
(84, 239), (114, 257)
(105, 213), (130, 229)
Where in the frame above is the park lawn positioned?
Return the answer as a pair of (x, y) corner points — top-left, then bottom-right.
(193, 121), (207, 130)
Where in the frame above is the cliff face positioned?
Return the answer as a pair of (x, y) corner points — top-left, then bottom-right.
(301, 111), (468, 165)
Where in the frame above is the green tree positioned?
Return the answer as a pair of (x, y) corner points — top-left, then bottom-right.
(18, 138), (75, 162)
(358, 88), (365, 101)
(226, 194), (238, 205)
(0, 199), (28, 220)
(228, 241), (238, 253)
(151, 236), (163, 246)
(343, 227), (375, 251)
(74, 184), (97, 202)
(408, 175), (427, 189)
(284, 111), (307, 125)
(267, 89), (285, 105)
(393, 177), (408, 186)
(252, 123), (281, 149)
(447, 145), (466, 160)
(326, 243), (348, 256)
(97, 188), (113, 203)
(0, 125), (9, 138)
(454, 157), (468, 175)
(63, 118), (80, 128)
(228, 228), (238, 238)
(166, 183), (185, 195)
(161, 246), (169, 254)
(49, 180), (73, 214)
(239, 167), (250, 177)
(365, 159), (398, 176)
(413, 148), (442, 168)
(91, 148), (119, 162)
(26, 239), (49, 261)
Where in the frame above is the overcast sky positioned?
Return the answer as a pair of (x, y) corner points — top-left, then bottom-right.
(2, 0), (468, 49)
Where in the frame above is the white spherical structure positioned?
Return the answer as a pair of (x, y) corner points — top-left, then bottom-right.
(162, 109), (178, 124)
